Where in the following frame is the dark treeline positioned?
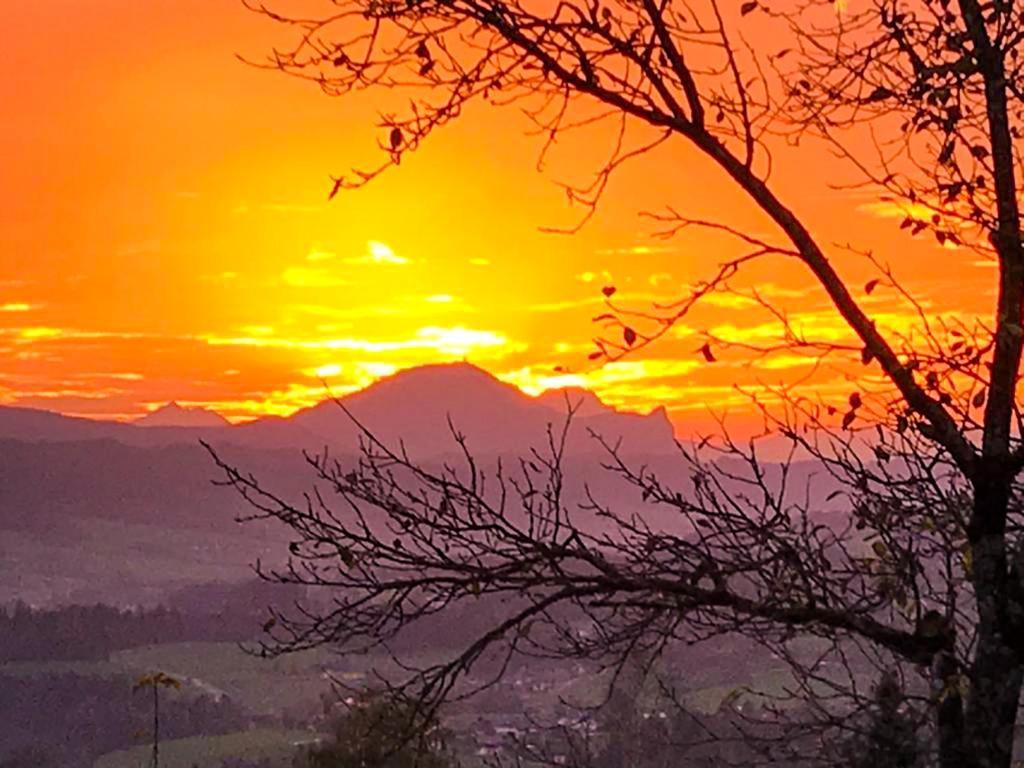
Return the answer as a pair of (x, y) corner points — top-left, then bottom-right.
(0, 672), (249, 768)
(0, 583), (301, 767)
(1, 603), (194, 662)
(0, 579), (306, 662)
(0, 602), (245, 662)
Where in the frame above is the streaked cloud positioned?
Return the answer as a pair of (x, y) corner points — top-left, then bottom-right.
(595, 245), (675, 256)
(289, 303), (400, 320)
(281, 266), (347, 288)
(17, 327), (63, 341)
(2, 327), (156, 344)
(308, 363), (342, 378)
(752, 354), (819, 370)
(500, 358), (702, 404)
(648, 272), (673, 287)
(529, 293), (660, 313)
(701, 293), (759, 309)
(304, 360), (398, 384)
(203, 325), (521, 358)
(296, 241), (411, 275)
(366, 241), (408, 265)
(420, 294), (476, 312)
(858, 200), (962, 250)
(576, 270), (614, 284)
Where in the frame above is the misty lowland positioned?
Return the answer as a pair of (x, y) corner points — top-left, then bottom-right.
(7, 1), (1024, 767)
(1, 366), (782, 767)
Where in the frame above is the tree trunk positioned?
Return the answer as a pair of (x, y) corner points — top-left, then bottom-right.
(935, 649), (967, 768)
(962, 476), (1024, 768)
(152, 684), (160, 768)
(963, 627), (1023, 768)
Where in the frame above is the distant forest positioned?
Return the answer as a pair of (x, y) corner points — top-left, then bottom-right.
(1, 603), (247, 662)
(0, 583), (310, 767)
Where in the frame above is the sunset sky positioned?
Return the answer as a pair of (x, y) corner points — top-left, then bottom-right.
(0, 0), (997, 434)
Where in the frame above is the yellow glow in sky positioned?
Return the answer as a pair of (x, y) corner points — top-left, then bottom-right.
(0, 0), (999, 436)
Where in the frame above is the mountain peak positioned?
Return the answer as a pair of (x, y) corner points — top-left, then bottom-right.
(385, 361), (497, 385)
(134, 402), (229, 429)
(275, 362), (678, 457)
(536, 387), (609, 417)
(0, 363), (677, 455)
(341, 361), (526, 406)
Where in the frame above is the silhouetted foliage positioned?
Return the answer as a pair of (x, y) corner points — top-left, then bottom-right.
(841, 671), (923, 768)
(293, 693), (455, 768)
(231, 1), (1024, 767)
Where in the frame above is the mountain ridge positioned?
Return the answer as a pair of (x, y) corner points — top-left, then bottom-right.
(134, 401), (231, 428)
(0, 363), (678, 457)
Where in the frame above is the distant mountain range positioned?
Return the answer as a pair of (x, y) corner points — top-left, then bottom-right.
(0, 363), (678, 458)
(134, 401), (230, 429)
(0, 364), (852, 609)
(0, 363), (683, 606)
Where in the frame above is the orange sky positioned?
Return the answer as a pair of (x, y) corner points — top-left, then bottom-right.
(0, 0), (999, 435)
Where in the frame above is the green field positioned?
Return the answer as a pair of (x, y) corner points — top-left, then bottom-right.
(112, 642), (339, 715)
(1, 641), (340, 716)
(1, 636), (472, 720)
(1, 641), (343, 768)
(553, 661), (828, 716)
(93, 728), (316, 768)
(684, 668), (795, 714)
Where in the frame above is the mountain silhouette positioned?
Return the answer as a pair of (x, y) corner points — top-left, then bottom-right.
(0, 363), (680, 604)
(536, 386), (608, 417)
(134, 401), (230, 428)
(248, 362), (677, 457)
(0, 362), (678, 457)
(0, 406), (127, 443)
(0, 365), (852, 607)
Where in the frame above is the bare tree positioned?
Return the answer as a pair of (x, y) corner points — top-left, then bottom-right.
(133, 672), (182, 768)
(222, 1), (1024, 767)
